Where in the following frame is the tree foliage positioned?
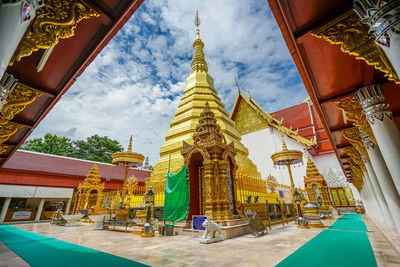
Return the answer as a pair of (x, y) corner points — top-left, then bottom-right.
(21, 134), (124, 164)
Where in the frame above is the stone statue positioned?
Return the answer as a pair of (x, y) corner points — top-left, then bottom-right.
(199, 219), (223, 244)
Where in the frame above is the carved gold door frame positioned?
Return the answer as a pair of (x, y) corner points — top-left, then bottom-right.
(199, 167), (205, 215)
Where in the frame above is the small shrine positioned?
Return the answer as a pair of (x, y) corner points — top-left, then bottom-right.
(304, 157), (331, 208)
(74, 164), (105, 213)
(181, 102), (238, 221)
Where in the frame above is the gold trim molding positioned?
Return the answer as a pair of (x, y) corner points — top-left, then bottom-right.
(11, 0), (99, 64)
(1, 83), (44, 121)
(311, 10), (399, 84)
(337, 96), (377, 144)
(342, 127), (370, 161)
(344, 146), (366, 173)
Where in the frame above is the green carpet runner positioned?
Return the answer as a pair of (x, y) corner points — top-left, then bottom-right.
(276, 214), (376, 267)
(0, 225), (148, 267)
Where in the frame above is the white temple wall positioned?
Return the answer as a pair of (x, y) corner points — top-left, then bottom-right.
(241, 127), (306, 189)
(241, 127), (361, 200)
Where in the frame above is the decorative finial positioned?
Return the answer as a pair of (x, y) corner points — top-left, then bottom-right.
(235, 76), (241, 93)
(195, 10), (200, 39)
(246, 84), (251, 99)
(128, 135), (133, 152)
(195, 10), (200, 28)
(281, 135), (288, 151)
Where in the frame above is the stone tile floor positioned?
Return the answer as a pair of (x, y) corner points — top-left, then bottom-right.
(1, 216), (399, 266)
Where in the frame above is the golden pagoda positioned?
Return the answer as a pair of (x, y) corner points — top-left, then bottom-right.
(149, 11), (261, 194)
(304, 157), (331, 207)
(74, 164), (105, 213)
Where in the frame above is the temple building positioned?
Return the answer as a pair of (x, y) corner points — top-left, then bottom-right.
(0, 150), (151, 223)
(230, 90), (359, 205)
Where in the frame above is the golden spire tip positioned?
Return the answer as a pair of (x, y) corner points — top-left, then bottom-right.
(195, 10), (200, 39)
(128, 135), (133, 152)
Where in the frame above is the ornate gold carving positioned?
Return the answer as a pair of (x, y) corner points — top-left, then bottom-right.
(1, 83), (44, 121)
(182, 102), (236, 220)
(74, 164), (105, 213)
(311, 10), (399, 84)
(303, 157), (331, 207)
(11, 0), (99, 64)
(233, 92), (315, 146)
(0, 144), (8, 154)
(349, 162), (364, 192)
(337, 96), (377, 144)
(344, 146), (367, 173)
(233, 95), (269, 135)
(191, 12), (208, 73)
(342, 127), (370, 160)
(0, 120), (23, 145)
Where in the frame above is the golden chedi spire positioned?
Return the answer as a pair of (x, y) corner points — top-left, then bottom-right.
(149, 11), (261, 193)
(304, 157), (331, 207)
(305, 157), (320, 177)
(281, 135), (288, 151)
(191, 10), (208, 73)
(86, 163), (101, 183)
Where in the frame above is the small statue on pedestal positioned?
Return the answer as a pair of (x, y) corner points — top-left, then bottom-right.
(141, 186), (155, 237)
(199, 219), (223, 244)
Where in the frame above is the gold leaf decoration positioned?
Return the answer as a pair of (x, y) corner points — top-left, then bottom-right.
(337, 96), (377, 144)
(11, 0), (99, 64)
(1, 83), (44, 121)
(311, 10), (399, 84)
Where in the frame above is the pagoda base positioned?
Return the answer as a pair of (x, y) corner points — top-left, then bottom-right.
(182, 219), (251, 239)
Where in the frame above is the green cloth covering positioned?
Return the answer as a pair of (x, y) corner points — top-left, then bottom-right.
(276, 214), (376, 267)
(0, 225), (147, 267)
(163, 166), (189, 221)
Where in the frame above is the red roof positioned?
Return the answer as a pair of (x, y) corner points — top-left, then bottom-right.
(1, 150), (151, 189)
(272, 103), (333, 154)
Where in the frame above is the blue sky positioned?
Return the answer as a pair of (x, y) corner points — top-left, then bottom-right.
(29, 0), (308, 165)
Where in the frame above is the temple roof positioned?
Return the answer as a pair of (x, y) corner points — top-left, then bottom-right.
(230, 91), (315, 147)
(3, 150), (151, 182)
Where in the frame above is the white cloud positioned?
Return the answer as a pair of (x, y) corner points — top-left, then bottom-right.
(28, 0), (308, 165)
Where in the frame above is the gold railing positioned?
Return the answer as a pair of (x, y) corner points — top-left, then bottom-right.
(235, 173), (269, 203)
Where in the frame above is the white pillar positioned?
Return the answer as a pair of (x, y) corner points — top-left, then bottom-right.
(360, 178), (376, 217)
(34, 198), (45, 222)
(356, 84), (400, 196)
(363, 156), (394, 224)
(361, 172), (378, 217)
(353, 1), (400, 76)
(65, 198), (72, 215)
(361, 134), (400, 231)
(0, 197), (11, 222)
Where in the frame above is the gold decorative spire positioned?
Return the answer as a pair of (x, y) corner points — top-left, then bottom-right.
(86, 164), (100, 183)
(191, 11), (208, 73)
(305, 157), (320, 177)
(281, 135), (288, 151)
(128, 135), (133, 152)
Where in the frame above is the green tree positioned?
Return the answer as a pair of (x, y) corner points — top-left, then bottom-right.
(73, 135), (123, 163)
(21, 133), (74, 157)
(21, 134), (123, 164)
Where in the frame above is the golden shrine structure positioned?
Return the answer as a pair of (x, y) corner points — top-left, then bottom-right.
(271, 136), (303, 194)
(74, 164), (104, 214)
(303, 157), (332, 213)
